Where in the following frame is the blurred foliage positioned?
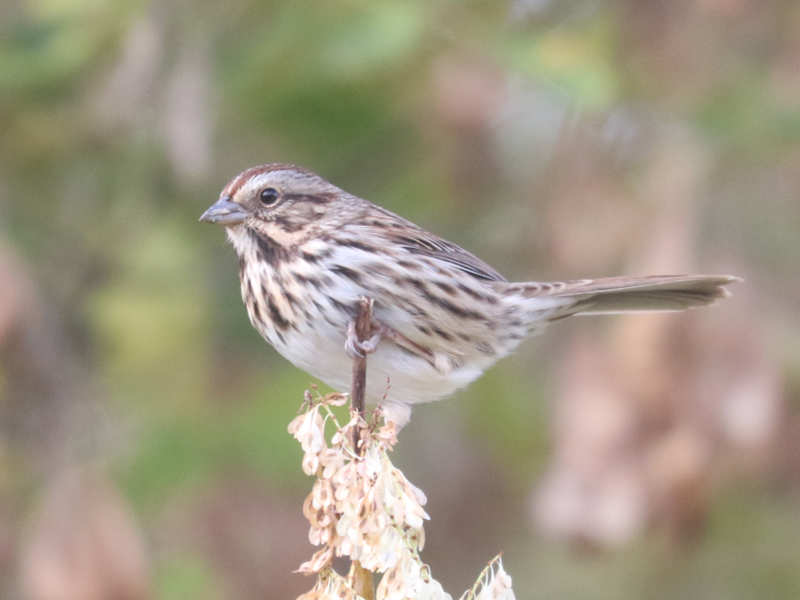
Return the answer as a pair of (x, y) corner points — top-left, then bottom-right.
(1, 1), (799, 599)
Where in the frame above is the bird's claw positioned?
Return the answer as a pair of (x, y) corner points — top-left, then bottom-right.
(345, 321), (383, 359)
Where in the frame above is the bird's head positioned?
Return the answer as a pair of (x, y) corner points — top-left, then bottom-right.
(199, 163), (353, 237)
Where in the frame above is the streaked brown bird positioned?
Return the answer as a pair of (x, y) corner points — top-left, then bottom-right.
(200, 164), (738, 426)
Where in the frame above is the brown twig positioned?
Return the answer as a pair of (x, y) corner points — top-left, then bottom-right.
(350, 297), (373, 454)
(348, 560), (375, 600)
(349, 297), (375, 599)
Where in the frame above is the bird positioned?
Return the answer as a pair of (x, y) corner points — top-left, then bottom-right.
(200, 163), (738, 427)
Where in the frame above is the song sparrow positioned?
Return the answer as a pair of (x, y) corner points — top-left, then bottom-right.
(200, 163), (737, 426)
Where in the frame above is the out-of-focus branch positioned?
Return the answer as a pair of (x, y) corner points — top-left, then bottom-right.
(0, 243), (101, 472)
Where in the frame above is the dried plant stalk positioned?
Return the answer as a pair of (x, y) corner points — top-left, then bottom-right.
(348, 560), (375, 600)
(350, 297), (373, 453)
(290, 297), (517, 599)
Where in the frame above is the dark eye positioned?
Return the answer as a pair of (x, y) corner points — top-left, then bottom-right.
(259, 187), (280, 206)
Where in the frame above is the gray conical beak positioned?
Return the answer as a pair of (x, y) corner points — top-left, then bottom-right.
(199, 197), (249, 225)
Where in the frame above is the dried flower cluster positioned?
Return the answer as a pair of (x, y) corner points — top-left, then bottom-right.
(289, 391), (516, 600)
(460, 556), (515, 600)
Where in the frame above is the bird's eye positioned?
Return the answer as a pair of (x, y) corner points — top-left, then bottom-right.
(259, 187), (280, 206)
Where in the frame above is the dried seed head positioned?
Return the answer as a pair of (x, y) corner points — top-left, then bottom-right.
(291, 392), (514, 600)
(459, 556), (515, 600)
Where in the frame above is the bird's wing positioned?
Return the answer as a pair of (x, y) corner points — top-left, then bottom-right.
(389, 232), (506, 282)
(361, 206), (507, 282)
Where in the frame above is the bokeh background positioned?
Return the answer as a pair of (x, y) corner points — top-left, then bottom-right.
(2, 1), (799, 598)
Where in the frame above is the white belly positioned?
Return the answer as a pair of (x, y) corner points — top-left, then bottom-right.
(274, 314), (487, 426)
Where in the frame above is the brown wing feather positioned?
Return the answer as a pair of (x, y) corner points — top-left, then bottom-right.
(389, 233), (506, 282)
(364, 205), (507, 282)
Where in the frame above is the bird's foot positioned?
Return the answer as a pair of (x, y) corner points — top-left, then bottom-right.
(345, 321), (383, 359)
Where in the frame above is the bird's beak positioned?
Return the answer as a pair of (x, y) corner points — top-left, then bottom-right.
(199, 196), (249, 225)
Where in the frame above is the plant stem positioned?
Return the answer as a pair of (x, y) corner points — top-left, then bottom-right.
(348, 297), (376, 598)
(350, 296), (373, 454)
(348, 560), (375, 600)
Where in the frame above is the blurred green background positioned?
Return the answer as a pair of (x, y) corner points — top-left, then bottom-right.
(1, 1), (799, 599)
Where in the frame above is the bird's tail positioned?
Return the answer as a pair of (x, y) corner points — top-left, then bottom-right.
(500, 274), (740, 318)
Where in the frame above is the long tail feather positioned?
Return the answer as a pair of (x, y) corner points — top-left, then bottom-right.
(507, 274), (740, 316)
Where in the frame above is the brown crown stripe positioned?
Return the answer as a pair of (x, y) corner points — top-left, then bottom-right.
(222, 163), (317, 198)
